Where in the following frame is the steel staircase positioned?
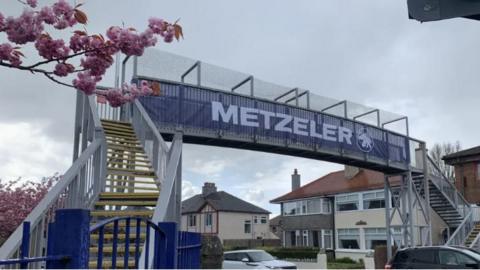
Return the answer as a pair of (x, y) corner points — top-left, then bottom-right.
(411, 156), (474, 247)
(412, 175), (464, 228)
(88, 119), (160, 268)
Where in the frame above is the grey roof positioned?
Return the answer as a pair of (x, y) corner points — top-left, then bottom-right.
(181, 191), (270, 214)
(443, 146), (480, 161)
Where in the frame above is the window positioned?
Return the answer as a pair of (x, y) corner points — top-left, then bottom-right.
(260, 216), (267, 224)
(363, 191), (385, 209)
(364, 228), (387, 250)
(283, 198), (330, 215)
(302, 230), (309, 246)
(188, 215), (196, 227)
(439, 250), (477, 267)
(244, 220), (251, 234)
(283, 202), (297, 215)
(254, 216), (258, 224)
(323, 230), (333, 249)
(337, 229), (360, 249)
(322, 200), (331, 213)
(336, 194), (359, 211)
(205, 213), (212, 226)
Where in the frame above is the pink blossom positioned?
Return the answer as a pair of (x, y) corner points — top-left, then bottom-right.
(80, 55), (113, 76)
(35, 35), (70, 60)
(26, 0), (37, 8)
(140, 29), (157, 47)
(69, 32), (89, 52)
(0, 43), (22, 67)
(4, 10), (43, 44)
(73, 71), (101, 95)
(53, 62), (74, 77)
(0, 12), (4, 31)
(105, 89), (125, 107)
(148, 18), (166, 34)
(52, 0), (76, 29)
(38, 7), (55, 24)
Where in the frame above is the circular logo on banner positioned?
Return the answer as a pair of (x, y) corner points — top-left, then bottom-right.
(357, 128), (374, 153)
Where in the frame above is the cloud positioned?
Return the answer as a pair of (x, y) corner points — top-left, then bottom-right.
(182, 180), (201, 199)
(187, 158), (231, 179)
(0, 122), (71, 180)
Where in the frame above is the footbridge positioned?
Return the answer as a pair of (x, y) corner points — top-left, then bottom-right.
(0, 49), (475, 267)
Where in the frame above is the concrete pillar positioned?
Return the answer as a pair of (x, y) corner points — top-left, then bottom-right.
(317, 250), (327, 269)
(364, 251), (375, 269)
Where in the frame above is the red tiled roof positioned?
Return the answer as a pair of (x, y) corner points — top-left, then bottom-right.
(270, 169), (401, 203)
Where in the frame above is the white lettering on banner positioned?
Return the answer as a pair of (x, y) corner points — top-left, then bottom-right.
(240, 107), (259, 127)
(212, 101), (238, 124)
(211, 101), (354, 145)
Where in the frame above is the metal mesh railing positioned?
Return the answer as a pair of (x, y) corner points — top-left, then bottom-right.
(134, 49), (408, 134)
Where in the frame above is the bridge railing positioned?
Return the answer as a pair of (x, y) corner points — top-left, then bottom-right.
(0, 93), (107, 264)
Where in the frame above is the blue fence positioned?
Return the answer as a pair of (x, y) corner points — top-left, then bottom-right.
(0, 209), (202, 269)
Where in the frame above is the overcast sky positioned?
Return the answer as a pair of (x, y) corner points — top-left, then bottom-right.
(1, 0), (479, 215)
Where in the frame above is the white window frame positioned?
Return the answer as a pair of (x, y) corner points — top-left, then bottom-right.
(244, 220), (252, 234)
(282, 198), (331, 216)
(205, 213), (212, 227)
(337, 228), (361, 250)
(362, 191), (386, 210)
(302, 230), (309, 247)
(260, 216), (267, 224)
(335, 190), (391, 212)
(188, 214), (196, 227)
(336, 193), (360, 212)
(321, 229), (333, 249)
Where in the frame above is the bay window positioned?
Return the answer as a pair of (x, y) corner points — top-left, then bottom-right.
(338, 228), (360, 249)
(363, 191), (385, 209)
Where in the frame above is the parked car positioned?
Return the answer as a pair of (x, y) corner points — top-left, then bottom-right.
(386, 246), (480, 269)
(223, 249), (297, 269)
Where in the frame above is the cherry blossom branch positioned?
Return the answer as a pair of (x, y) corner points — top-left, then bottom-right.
(0, 0), (184, 107)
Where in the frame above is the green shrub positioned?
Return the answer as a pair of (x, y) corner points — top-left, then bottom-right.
(259, 247), (320, 259)
(333, 257), (357, 264)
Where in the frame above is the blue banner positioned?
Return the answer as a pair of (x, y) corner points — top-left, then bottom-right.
(139, 82), (410, 166)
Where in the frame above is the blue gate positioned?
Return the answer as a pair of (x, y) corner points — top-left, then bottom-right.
(0, 209), (202, 269)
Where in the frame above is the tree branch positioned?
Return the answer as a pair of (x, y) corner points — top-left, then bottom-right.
(43, 73), (74, 88)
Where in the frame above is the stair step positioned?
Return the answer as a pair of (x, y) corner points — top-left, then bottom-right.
(90, 246), (142, 254)
(102, 123), (134, 131)
(95, 200), (157, 207)
(91, 210), (154, 217)
(90, 233), (146, 240)
(101, 119), (131, 126)
(107, 140), (142, 147)
(105, 132), (137, 139)
(107, 171), (156, 178)
(99, 192), (159, 199)
(107, 161), (152, 169)
(107, 167), (155, 175)
(105, 135), (140, 143)
(88, 260), (136, 268)
(106, 185), (159, 191)
(107, 156), (151, 164)
(105, 178), (157, 185)
(107, 145), (144, 152)
(107, 150), (148, 158)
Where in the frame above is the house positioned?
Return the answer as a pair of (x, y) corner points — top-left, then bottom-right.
(271, 167), (448, 260)
(443, 145), (480, 204)
(181, 182), (275, 243)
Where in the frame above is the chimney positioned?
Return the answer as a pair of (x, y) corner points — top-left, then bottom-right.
(202, 182), (217, 196)
(292, 169), (301, 191)
(345, 165), (360, 179)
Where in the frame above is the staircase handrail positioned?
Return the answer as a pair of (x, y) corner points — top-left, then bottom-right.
(130, 99), (169, 189)
(427, 156), (471, 215)
(469, 227), (480, 250)
(0, 140), (104, 260)
(0, 92), (107, 261)
(446, 210), (473, 246)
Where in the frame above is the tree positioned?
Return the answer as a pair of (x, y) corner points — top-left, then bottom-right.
(430, 141), (461, 182)
(0, 175), (59, 245)
(0, 0), (183, 107)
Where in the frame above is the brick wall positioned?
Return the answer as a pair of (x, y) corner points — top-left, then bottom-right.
(454, 162), (480, 204)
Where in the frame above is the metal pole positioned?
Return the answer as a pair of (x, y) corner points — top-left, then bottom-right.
(421, 142), (432, 245)
(407, 171), (415, 246)
(385, 176), (392, 259)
